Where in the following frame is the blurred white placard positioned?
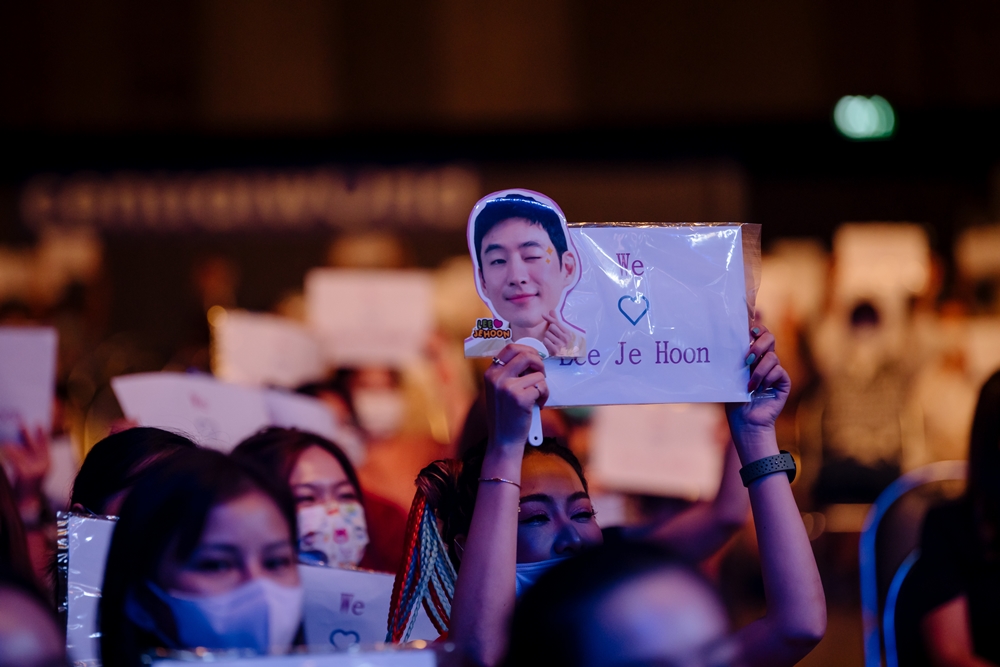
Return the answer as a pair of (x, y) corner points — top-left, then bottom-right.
(590, 403), (725, 500)
(300, 565), (438, 651)
(262, 389), (364, 465)
(212, 310), (326, 389)
(112, 373), (271, 452)
(966, 318), (1000, 385)
(306, 269), (434, 367)
(65, 514), (116, 666)
(155, 650), (436, 666)
(0, 326), (57, 441)
(263, 389), (339, 441)
(956, 224), (1000, 278)
(833, 223), (930, 298)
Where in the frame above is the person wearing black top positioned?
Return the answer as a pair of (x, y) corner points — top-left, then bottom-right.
(915, 369), (1000, 666)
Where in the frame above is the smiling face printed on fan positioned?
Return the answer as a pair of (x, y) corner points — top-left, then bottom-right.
(479, 218), (577, 342)
(469, 192), (583, 357)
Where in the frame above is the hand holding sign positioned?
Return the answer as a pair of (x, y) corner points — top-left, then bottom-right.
(725, 325), (791, 461)
(485, 344), (549, 450)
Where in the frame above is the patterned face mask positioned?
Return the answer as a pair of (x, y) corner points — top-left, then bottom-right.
(296, 500), (369, 568)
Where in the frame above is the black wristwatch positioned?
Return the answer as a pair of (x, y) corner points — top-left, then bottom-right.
(739, 451), (796, 487)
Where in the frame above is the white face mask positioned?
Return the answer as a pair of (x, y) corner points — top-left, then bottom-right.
(143, 578), (303, 655)
(297, 500), (369, 568)
(515, 558), (569, 598)
(353, 388), (405, 439)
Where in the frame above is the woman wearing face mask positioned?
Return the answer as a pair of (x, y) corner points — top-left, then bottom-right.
(404, 328), (825, 666)
(99, 448), (303, 666)
(233, 427), (406, 573)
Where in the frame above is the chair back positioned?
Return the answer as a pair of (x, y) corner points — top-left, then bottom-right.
(860, 460), (966, 667)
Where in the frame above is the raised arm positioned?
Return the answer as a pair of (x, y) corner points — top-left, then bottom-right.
(621, 343), (779, 562)
(622, 438), (749, 562)
(728, 326), (827, 667)
(450, 344), (547, 667)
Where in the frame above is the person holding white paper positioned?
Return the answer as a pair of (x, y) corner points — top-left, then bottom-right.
(444, 328), (824, 666)
(100, 448), (303, 666)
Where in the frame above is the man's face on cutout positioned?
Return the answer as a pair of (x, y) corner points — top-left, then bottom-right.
(479, 217), (576, 330)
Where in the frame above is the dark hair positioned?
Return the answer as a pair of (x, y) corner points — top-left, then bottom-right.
(504, 541), (715, 667)
(99, 448), (297, 667)
(0, 468), (35, 593)
(71, 428), (197, 515)
(425, 438), (587, 569)
(231, 427), (362, 503)
(473, 195), (568, 270)
(296, 369), (359, 424)
(966, 369), (1000, 557)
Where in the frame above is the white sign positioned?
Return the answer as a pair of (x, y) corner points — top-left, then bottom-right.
(112, 373), (271, 451)
(590, 403), (726, 500)
(0, 326), (57, 441)
(263, 390), (338, 441)
(542, 224), (752, 406)
(64, 514), (116, 666)
(833, 223), (930, 297)
(300, 565), (438, 651)
(306, 269), (434, 367)
(212, 310), (326, 389)
(154, 650), (436, 666)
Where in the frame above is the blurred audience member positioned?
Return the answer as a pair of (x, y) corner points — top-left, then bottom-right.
(903, 304), (979, 470)
(911, 369), (1000, 665)
(0, 468), (37, 594)
(347, 366), (450, 511)
(806, 298), (920, 505)
(71, 427), (197, 516)
(0, 567), (65, 667)
(506, 542), (736, 667)
(100, 448), (302, 666)
(233, 427), (406, 573)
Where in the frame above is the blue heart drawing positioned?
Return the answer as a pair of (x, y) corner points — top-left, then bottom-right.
(330, 629), (361, 650)
(618, 295), (650, 326)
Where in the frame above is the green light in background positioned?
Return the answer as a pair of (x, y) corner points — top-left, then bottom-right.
(833, 95), (895, 140)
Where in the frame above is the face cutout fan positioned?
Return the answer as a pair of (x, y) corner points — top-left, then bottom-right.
(464, 189), (586, 360)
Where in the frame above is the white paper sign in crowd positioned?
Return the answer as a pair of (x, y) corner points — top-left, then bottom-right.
(212, 310), (326, 389)
(111, 373), (347, 455)
(0, 326), (58, 441)
(299, 565), (438, 650)
(63, 514), (116, 666)
(590, 403), (726, 500)
(543, 224), (754, 406)
(154, 651), (437, 667)
(306, 269), (434, 367)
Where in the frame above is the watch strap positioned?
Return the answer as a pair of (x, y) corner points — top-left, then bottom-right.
(739, 450), (796, 487)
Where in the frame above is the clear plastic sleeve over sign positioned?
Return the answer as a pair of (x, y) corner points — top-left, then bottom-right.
(543, 223), (761, 407)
